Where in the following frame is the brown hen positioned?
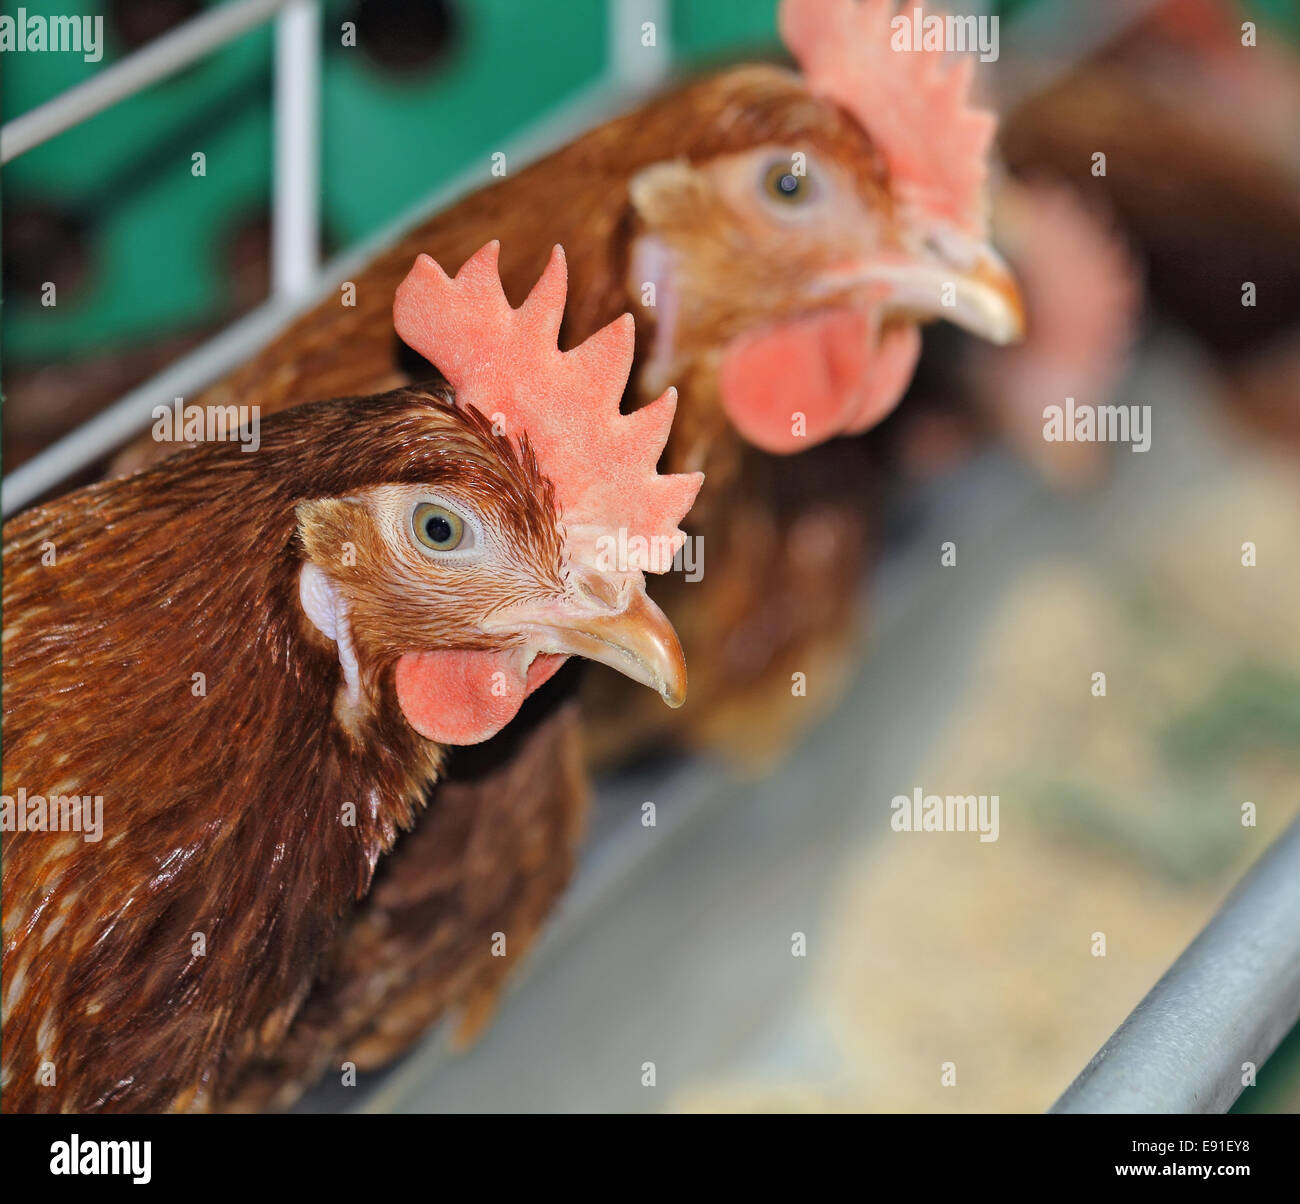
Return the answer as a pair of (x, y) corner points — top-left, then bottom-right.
(1, 247), (699, 1112)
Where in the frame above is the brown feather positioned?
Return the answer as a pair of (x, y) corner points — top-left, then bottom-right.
(220, 702), (587, 1111)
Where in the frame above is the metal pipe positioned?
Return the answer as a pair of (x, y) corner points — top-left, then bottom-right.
(1, 0), (293, 164)
(1052, 816), (1300, 1113)
(272, 0), (321, 301)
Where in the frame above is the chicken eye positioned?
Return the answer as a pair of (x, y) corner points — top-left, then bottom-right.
(412, 502), (468, 552)
(763, 161), (808, 203)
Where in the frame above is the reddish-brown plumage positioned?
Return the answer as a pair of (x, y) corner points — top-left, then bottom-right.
(1, 389), (582, 1112)
(220, 701), (589, 1111)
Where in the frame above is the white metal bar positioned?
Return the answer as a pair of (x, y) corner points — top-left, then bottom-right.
(273, 0), (321, 300)
(2, 298), (296, 513)
(608, 0), (671, 92)
(1052, 816), (1300, 1113)
(0, 0), (294, 164)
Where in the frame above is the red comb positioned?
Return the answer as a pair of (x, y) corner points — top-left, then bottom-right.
(779, 0), (996, 233)
(393, 242), (702, 572)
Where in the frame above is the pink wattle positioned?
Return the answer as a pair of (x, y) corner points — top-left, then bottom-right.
(718, 310), (922, 453)
(395, 649), (566, 745)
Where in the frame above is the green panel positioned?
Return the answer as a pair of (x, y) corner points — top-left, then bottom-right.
(3, 0), (276, 361)
(321, 0), (605, 244)
(671, 0), (780, 61)
(6, 100), (272, 356)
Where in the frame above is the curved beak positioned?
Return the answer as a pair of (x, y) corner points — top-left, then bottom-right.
(817, 230), (1026, 346)
(482, 569), (688, 708)
(908, 245), (1026, 346)
(975, 254), (1027, 343)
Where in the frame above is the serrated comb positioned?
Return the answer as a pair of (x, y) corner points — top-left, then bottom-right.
(393, 241), (702, 572)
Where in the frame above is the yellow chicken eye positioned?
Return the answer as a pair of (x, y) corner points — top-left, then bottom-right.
(763, 161), (807, 203)
(412, 502), (466, 552)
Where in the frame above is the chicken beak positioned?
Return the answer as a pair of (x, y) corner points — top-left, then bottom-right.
(914, 246), (1026, 346)
(485, 570), (688, 708)
(819, 231), (1026, 346)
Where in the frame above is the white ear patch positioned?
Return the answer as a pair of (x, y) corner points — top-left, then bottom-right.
(628, 233), (680, 396)
(299, 561), (362, 707)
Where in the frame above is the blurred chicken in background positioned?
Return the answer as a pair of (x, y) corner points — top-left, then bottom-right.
(997, 0), (1300, 449)
(933, 176), (1141, 491)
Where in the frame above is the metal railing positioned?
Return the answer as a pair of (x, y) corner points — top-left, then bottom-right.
(1053, 816), (1300, 1114)
(0, 0), (668, 515)
(1, 0), (294, 164)
(2, 0), (320, 513)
